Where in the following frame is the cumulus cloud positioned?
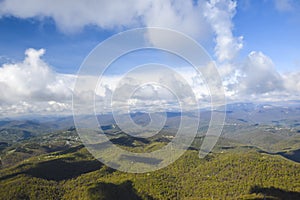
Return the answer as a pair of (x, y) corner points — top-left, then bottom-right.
(0, 0), (144, 32)
(93, 66), (203, 114)
(0, 48), (299, 116)
(0, 0), (244, 59)
(0, 0), (210, 39)
(221, 51), (300, 102)
(238, 51), (284, 95)
(0, 0), (244, 87)
(203, 0), (243, 62)
(143, 0), (210, 40)
(0, 1), (299, 116)
(0, 48), (74, 115)
(282, 72), (300, 93)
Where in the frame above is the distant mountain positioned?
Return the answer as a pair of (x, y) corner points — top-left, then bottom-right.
(1, 100), (299, 152)
(224, 101), (300, 125)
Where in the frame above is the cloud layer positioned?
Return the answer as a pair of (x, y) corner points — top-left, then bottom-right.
(223, 51), (300, 102)
(0, 0), (242, 62)
(0, 0), (299, 116)
(0, 0), (210, 39)
(0, 49), (74, 115)
(0, 48), (299, 116)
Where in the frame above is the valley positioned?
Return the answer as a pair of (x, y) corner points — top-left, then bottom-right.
(0, 102), (300, 199)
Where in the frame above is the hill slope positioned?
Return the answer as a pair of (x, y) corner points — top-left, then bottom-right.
(1, 138), (300, 200)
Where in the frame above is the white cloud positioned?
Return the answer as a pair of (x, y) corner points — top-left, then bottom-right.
(0, 48), (299, 116)
(94, 66), (204, 114)
(0, 0), (211, 40)
(282, 72), (300, 93)
(238, 51), (284, 95)
(0, 1), (299, 116)
(0, 48), (74, 115)
(0, 0), (145, 32)
(221, 51), (300, 102)
(143, 0), (210, 39)
(0, 0), (243, 80)
(203, 0), (243, 62)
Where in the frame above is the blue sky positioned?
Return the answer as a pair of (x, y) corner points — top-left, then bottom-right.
(0, 0), (299, 116)
(0, 17), (112, 73)
(0, 0), (299, 73)
(234, 0), (300, 72)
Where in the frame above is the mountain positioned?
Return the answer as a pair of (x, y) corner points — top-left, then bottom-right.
(0, 133), (300, 200)
(1, 101), (300, 199)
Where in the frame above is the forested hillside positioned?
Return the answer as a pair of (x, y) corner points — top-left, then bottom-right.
(1, 134), (300, 200)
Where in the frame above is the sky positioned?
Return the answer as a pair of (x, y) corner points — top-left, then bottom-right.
(0, 0), (299, 116)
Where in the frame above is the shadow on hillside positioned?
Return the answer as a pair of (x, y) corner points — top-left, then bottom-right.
(259, 148), (300, 163)
(25, 159), (103, 181)
(87, 180), (154, 200)
(0, 159), (105, 181)
(250, 185), (300, 200)
(110, 136), (150, 147)
(278, 149), (300, 163)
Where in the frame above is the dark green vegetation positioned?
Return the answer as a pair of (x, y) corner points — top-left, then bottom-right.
(0, 102), (300, 199)
(0, 129), (300, 200)
(0, 127), (80, 167)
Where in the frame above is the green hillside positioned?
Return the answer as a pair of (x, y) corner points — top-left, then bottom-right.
(1, 140), (300, 200)
(0, 119), (299, 200)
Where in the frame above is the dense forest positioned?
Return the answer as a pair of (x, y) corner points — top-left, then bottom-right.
(1, 113), (300, 200)
(1, 137), (300, 200)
